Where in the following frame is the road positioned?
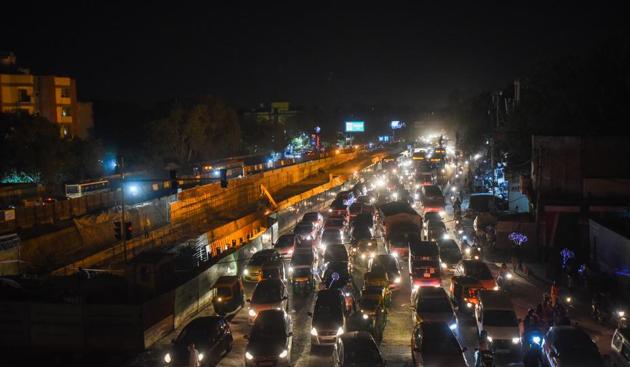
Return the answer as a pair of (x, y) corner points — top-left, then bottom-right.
(130, 160), (615, 367)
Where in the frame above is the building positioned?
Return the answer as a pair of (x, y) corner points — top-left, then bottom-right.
(0, 52), (92, 138)
(529, 135), (630, 277)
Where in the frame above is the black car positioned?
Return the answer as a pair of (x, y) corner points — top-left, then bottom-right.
(162, 316), (233, 367)
(411, 321), (467, 367)
(437, 239), (463, 272)
(245, 309), (293, 367)
(332, 331), (386, 367)
(542, 326), (604, 367)
(310, 289), (347, 347)
(350, 223), (373, 243)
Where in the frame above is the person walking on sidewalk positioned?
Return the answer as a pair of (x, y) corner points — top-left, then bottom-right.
(550, 281), (560, 307)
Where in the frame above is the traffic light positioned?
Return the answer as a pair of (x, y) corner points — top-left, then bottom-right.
(114, 221), (122, 240)
(220, 168), (228, 188)
(125, 221), (133, 240)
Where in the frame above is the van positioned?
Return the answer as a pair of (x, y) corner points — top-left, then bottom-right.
(475, 290), (521, 353)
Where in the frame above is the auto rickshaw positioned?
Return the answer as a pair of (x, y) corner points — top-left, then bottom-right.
(350, 239), (375, 265)
(212, 276), (245, 316)
(357, 286), (389, 340)
(450, 275), (484, 313)
(291, 267), (315, 294)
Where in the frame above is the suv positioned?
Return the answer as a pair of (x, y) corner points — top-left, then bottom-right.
(413, 287), (457, 330)
(162, 316), (233, 367)
(310, 289), (347, 347)
(247, 278), (289, 324)
(243, 249), (280, 282)
(475, 290), (521, 352)
(412, 321), (467, 367)
(333, 331), (385, 367)
(274, 234), (296, 258)
(245, 310), (293, 367)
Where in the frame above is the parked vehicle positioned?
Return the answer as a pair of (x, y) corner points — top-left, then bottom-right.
(542, 326), (604, 367)
(456, 260), (497, 290)
(475, 290), (521, 353)
(162, 316), (233, 367)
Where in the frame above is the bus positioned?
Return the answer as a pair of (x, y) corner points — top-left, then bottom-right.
(65, 180), (110, 198)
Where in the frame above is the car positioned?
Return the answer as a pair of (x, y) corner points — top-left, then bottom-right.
(162, 316), (233, 367)
(310, 289), (347, 347)
(333, 331), (386, 367)
(420, 185), (445, 211)
(321, 261), (351, 285)
(351, 212), (375, 230)
(349, 202), (364, 219)
(329, 198), (349, 217)
(542, 326), (604, 367)
(260, 259), (287, 281)
(413, 287), (457, 329)
(302, 211), (324, 231)
(456, 260), (497, 290)
(368, 254), (402, 290)
(324, 216), (347, 231)
(245, 310), (293, 367)
(359, 286), (391, 329)
(422, 211), (443, 224)
(411, 321), (467, 367)
(324, 244), (349, 264)
(247, 278), (289, 324)
(274, 234), (296, 258)
(243, 249), (281, 282)
(423, 219), (447, 241)
(294, 221), (318, 241)
(321, 228), (345, 252)
(450, 275), (485, 313)
(336, 190), (356, 206)
(475, 290), (521, 352)
(437, 239), (463, 273)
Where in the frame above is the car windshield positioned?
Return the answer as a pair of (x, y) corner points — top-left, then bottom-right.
(418, 298), (452, 313)
(483, 310), (518, 327)
(465, 262), (492, 279)
(303, 213), (319, 222)
(424, 213), (441, 222)
(343, 339), (381, 366)
(423, 186), (442, 196)
(327, 219), (345, 227)
(375, 256), (397, 271)
(325, 246), (348, 262)
(352, 226), (372, 240)
(293, 268), (311, 277)
(249, 252), (273, 266)
(314, 298), (342, 323)
(440, 244), (462, 261)
(275, 235), (294, 248)
(252, 282), (282, 304)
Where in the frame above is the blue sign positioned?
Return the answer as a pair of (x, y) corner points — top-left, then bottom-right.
(345, 121), (365, 132)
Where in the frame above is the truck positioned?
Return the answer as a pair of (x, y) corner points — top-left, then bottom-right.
(379, 202), (422, 258)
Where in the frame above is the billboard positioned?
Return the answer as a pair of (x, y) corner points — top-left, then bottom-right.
(345, 121), (365, 132)
(390, 120), (404, 129)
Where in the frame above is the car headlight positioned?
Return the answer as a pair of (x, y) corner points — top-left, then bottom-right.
(248, 309), (257, 317)
(506, 272), (513, 280)
(512, 337), (521, 344)
(532, 336), (541, 345)
(310, 327), (318, 336)
(336, 327), (344, 336)
(164, 352), (172, 363)
(363, 313), (369, 320)
(306, 235), (312, 240)
(439, 210), (446, 217)
(442, 234), (450, 240)
(413, 284), (420, 290)
(466, 302), (473, 308)
(288, 267), (293, 273)
(361, 253), (366, 260)
(449, 322), (457, 331)
(198, 353), (204, 361)
(279, 349), (288, 358)
(487, 336), (493, 343)
(243, 269), (249, 276)
(493, 286), (499, 290)
(465, 248), (471, 254)
(391, 251), (398, 257)
(619, 310), (626, 318)
(245, 351), (254, 360)
(367, 242), (372, 246)
(474, 255), (480, 260)
(394, 276), (401, 284)
(440, 262), (447, 269)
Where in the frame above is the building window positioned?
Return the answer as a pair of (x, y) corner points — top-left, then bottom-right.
(18, 89), (30, 103)
(61, 106), (71, 117)
(61, 88), (70, 98)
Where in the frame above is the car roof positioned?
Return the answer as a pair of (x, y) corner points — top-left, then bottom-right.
(339, 330), (376, 343)
(255, 309), (287, 323)
(478, 290), (513, 309)
(417, 286), (448, 298)
(187, 315), (224, 328)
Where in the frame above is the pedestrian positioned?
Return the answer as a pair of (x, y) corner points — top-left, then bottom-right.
(550, 281), (560, 308)
(188, 343), (200, 367)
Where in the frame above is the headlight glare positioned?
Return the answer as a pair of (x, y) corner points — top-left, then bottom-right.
(245, 351), (254, 360)
(164, 353), (172, 363)
(310, 327), (318, 336)
(336, 327), (344, 336)
(248, 309), (257, 317)
(279, 349), (288, 358)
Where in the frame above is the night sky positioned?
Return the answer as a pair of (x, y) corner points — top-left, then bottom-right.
(2, 1), (626, 109)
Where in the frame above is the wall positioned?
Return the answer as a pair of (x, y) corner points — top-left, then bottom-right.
(589, 219), (630, 274)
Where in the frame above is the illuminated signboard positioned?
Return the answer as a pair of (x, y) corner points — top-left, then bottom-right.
(345, 121), (365, 132)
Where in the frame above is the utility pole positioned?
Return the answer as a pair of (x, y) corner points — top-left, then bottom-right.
(120, 156), (127, 264)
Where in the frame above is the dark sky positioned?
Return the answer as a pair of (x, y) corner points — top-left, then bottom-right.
(2, 1), (626, 109)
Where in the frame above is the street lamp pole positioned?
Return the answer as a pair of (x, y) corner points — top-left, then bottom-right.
(120, 156), (127, 264)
